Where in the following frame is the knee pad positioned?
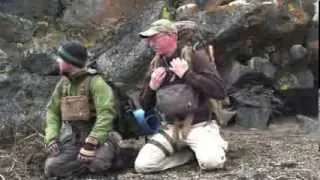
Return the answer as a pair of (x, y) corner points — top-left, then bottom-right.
(198, 148), (226, 170)
(134, 156), (146, 173)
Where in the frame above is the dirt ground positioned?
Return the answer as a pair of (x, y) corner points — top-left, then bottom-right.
(0, 118), (319, 180)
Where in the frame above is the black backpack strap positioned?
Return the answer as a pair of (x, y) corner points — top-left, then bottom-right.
(146, 139), (171, 157)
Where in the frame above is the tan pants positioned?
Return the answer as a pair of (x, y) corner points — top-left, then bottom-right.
(134, 120), (228, 173)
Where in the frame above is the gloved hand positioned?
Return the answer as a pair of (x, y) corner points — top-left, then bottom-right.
(46, 139), (60, 156)
(78, 137), (98, 164)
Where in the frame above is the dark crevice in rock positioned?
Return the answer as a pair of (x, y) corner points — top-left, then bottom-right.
(55, 0), (67, 20)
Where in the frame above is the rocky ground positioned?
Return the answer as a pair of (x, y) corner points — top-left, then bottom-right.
(0, 117), (319, 180)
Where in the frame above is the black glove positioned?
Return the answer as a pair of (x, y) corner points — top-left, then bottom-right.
(46, 139), (60, 156)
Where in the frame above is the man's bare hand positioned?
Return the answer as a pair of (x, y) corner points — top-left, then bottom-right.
(169, 58), (189, 78)
(149, 67), (167, 90)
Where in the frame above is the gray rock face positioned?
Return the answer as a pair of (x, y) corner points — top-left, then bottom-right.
(0, 13), (35, 43)
(61, 0), (151, 27)
(96, 1), (164, 91)
(0, 0), (61, 21)
(274, 68), (314, 90)
(62, 0), (108, 27)
(218, 60), (253, 89)
(0, 48), (8, 59)
(248, 56), (277, 79)
(290, 44), (307, 61)
(182, 1), (313, 64)
(296, 114), (319, 134)
(180, 1), (317, 129)
(231, 85), (274, 129)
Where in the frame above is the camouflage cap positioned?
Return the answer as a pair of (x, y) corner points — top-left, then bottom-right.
(139, 19), (178, 38)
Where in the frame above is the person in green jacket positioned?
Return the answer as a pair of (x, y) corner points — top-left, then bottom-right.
(44, 41), (122, 178)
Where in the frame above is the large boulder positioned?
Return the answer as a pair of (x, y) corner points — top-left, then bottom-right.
(61, 0), (148, 27)
(95, 0), (165, 91)
(179, 0), (314, 65)
(248, 56), (277, 79)
(217, 60), (253, 90)
(177, 0), (316, 129)
(274, 67), (314, 90)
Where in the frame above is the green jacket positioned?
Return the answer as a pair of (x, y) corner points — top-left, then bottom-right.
(44, 73), (118, 145)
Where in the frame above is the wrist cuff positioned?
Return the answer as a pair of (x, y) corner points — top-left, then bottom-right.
(80, 147), (95, 157)
(85, 136), (98, 145)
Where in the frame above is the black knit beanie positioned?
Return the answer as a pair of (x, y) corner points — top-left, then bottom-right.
(57, 42), (88, 68)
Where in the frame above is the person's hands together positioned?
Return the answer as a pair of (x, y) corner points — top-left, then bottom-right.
(149, 67), (167, 90)
(46, 139), (60, 156)
(169, 58), (189, 78)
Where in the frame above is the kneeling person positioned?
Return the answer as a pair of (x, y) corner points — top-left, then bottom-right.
(44, 42), (121, 178)
(135, 19), (229, 173)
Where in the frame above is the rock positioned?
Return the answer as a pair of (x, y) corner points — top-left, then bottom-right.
(96, 1), (165, 91)
(229, 71), (286, 129)
(21, 52), (58, 75)
(0, 0), (62, 21)
(281, 88), (318, 117)
(296, 114), (319, 134)
(306, 1), (319, 86)
(312, 0), (319, 22)
(232, 86), (273, 130)
(61, 0), (149, 25)
(269, 45), (291, 68)
(179, 1), (314, 66)
(34, 21), (50, 37)
(0, 49), (8, 59)
(270, 43), (308, 68)
(274, 68), (314, 90)
(270, 44), (308, 68)
(218, 60), (253, 90)
(0, 12), (35, 43)
(237, 106), (271, 130)
(61, 0), (108, 27)
(289, 44), (307, 61)
(0, 71), (59, 138)
(248, 56), (277, 79)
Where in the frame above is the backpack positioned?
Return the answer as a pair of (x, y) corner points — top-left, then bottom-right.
(105, 80), (162, 139)
(174, 20), (235, 125)
(180, 41), (236, 125)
